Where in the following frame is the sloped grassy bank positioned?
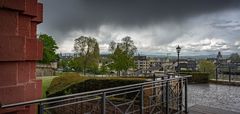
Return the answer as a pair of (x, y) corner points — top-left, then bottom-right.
(46, 73), (146, 97)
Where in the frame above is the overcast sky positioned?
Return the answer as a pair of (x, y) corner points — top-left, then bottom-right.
(38, 0), (240, 56)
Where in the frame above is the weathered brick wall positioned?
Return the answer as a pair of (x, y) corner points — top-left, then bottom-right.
(0, 0), (43, 113)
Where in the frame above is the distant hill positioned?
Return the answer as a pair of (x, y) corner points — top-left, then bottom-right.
(144, 54), (230, 60)
(59, 52), (231, 60)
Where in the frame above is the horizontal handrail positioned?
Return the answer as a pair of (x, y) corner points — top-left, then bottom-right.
(1, 75), (191, 109)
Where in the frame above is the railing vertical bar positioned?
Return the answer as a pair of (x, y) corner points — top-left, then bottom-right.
(229, 67), (231, 82)
(153, 80), (156, 104)
(161, 78), (164, 113)
(38, 103), (44, 114)
(179, 78), (183, 111)
(102, 92), (106, 114)
(166, 80), (169, 114)
(140, 85), (144, 114)
(216, 68), (218, 81)
(161, 77), (166, 112)
(184, 78), (188, 113)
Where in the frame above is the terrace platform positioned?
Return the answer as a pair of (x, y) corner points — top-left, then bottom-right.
(189, 105), (239, 114)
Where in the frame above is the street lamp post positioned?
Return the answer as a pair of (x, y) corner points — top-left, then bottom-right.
(176, 45), (182, 111)
(176, 45), (181, 76)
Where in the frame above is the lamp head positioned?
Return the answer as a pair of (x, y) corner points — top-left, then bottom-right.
(176, 45), (181, 53)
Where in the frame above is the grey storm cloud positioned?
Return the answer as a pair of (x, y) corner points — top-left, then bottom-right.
(38, 0), (240, 55)
(39, 0), (240, 41)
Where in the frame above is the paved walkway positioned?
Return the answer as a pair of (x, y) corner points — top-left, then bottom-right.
(188, 84), (240, 113)
(189, 105), (240, 114)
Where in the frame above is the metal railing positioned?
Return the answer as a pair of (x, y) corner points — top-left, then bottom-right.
(1, 76), (190, 114)
(216, 65), (240, 82)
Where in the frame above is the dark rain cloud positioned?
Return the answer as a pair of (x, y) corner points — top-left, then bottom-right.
(38, 0), (240, 42)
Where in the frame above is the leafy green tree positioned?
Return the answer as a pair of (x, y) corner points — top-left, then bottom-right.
(39, 34), (59, 64)
(58, 59), (69, 71)
(199, 60), (216, 79)
(100, 63), (109, 75)
(229, 53), (240, 62)
(74, 36), (100, 75)
(109, 36), (137, 76)
(110, 45), (124, 76)
(87, 42), (100, 73)
(69, 57), (84, 72)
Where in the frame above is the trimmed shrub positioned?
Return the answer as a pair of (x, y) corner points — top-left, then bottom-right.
(46, 72), (90, 96)
(46, 75), (146, 97)
(180, 72), (209, 83)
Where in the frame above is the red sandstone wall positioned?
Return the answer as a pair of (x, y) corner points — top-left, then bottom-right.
(0, 0), (43, 113)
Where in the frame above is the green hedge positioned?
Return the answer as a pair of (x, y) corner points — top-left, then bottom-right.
(46, 72), (90, 95)
(46, 75), (146, 97)
(180, 72), (209, 83)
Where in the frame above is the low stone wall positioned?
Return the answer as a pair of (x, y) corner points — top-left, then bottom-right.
(210, 79), (240, 86)
(36, 67), (55, 76)
(36, 62), (57, 76)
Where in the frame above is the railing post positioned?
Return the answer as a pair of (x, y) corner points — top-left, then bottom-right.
(153, 74), (156, 98)
(161, 82), (164, 112)
(179, 78), (183, 111)
(166, 81), (169, 114)
(184, 78), (188, 113)
(102, 92), (106, 114)
(38, 103), (44, 114)
(140, 85), (144, 114)
(216, 67), (218, 81)
(229, 67), (231, 83)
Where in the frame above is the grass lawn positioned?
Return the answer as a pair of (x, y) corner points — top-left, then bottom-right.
(37, 76), (58, 98)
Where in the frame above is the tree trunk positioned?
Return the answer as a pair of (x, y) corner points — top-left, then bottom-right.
(83, 67), (86, 75)
(83, 59), (86, 76)
(117, 71), (120, 76)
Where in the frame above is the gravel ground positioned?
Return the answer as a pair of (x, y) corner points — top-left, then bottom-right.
(188, 84), (240, 113)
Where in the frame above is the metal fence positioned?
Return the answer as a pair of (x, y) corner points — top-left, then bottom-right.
(1, 76), (190, 114)
(216, 65), (240, 82)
